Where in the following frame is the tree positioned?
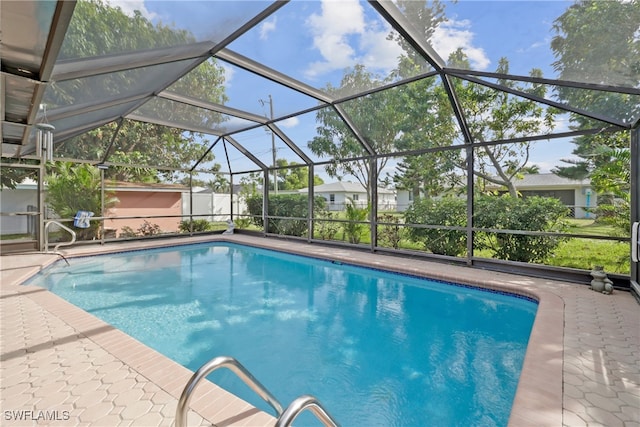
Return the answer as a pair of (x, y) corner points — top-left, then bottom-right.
(550, 0), (639, 179)
(391, 75), (464, 199)
(48, 0), (228, 183)
(45, 162), (118, 240)
(308, 65), (400, 201)
(277, 160), (324, 191)
(590, 146), (631, 235)
(450, 52), (559, 197)
(1, 164), (38, 189)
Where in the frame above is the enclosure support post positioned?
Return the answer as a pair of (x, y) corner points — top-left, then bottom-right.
(308, 164), (314, 243)
(230, 173), (235, 222)
(37, 160), (45, 251)
(370, 157), (378, 252)
(631, 129), (639, 298)
(189, 172), (194, 235)
(466, 146), (474, 266)
(100, 167), (105, 243)
(263, 169), (269, 237)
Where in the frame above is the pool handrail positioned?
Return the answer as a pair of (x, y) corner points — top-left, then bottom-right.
(44, 220), (76, 265)
(175, 355), (284, 427)
(275, 394), (340, 427)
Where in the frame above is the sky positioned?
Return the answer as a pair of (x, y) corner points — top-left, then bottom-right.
(107, 0), (580, 180)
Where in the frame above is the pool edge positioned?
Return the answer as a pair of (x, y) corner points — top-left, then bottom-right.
(5, 234), (565, 426)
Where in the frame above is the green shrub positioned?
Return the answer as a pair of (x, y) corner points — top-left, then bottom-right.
(315, 210), (340, 240)
(45, 162), (118, 241)
(343, 199), (369, 244)
(474, 195), (568, 263)
(119, 226), (138, 238)
(377, 213), (402, 249)
(179, 219), (213, 233)
(246, 194), (326, 236)
(403, 197), (467, 256)
(233, 217), (252, 229)
(137, 220), (162, 236)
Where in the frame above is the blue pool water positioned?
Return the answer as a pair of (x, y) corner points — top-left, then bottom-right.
(27, 242), (537, 427)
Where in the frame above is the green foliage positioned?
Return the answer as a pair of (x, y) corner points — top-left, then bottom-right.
(233, 217), (252, 229)
(404, 197), (467, 256)
(119, 226), (138, 238)
(589, 146), (631, 236)
(343, 199), (369, 244)
(377, 214), (403, 249)
(450, 54), (559, 197)
(277, 160), (324, 191)
(474, 195), (569, 263)
(45, 163), (118, 240)
(137, 220), (162, 236)
(315, 210), (340, 241)
(308, 65), (396, 194)
(119, 221), (162, 237)
(1, 164), (38, 189)
(245, 194), (326, 237)
(50, 0), (228, 183)
(179, 219), (213, 233)
(551, 0), (638, 179)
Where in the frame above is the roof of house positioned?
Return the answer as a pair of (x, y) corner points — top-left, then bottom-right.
(486, 173), (591, 189)
(108, 181), (190, 192)
(299, 181), (395, 194)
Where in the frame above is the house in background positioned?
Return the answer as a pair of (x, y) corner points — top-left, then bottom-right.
(298, 181), (396, 212)
(1, 180), (244, 239)
(0, 180), (39, 236)
(485, 173), (596, 219)
(396, 174), (596, 219)
(104, 182), (187, 235)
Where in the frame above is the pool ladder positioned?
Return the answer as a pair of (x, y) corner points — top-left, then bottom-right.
(43, 220), (76, 266)
(175, 355), (339, 427)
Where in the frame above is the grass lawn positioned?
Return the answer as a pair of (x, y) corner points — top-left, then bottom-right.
(308, 217), (630, 274)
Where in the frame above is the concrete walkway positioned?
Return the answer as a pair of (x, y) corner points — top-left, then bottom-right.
(1, 235), (638, 426)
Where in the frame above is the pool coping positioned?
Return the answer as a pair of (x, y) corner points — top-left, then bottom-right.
(2, 234), (564, 426)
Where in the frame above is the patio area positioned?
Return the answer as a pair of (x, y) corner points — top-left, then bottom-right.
(1, 234), (638, 426)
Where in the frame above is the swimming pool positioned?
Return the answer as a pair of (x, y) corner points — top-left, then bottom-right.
(27, 242), (537, 426)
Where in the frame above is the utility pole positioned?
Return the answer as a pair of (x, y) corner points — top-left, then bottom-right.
(259, 95), (277, 194)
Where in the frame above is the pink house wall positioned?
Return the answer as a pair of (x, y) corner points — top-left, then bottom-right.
(105, 191), (182, 236)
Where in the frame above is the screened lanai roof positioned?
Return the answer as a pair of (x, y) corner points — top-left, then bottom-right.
(2, 0), (639, 175)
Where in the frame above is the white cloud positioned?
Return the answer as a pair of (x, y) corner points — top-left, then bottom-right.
(106, 0), (157, 20)
(260, 17), (277, 40)
(278, 117), (300, 128)
(304, 0), (401, 79)
(359, 27), (403, 72)
(219, 62), (235, 87)
(305, 0), (365, 79)
(432, 19), (490, 70)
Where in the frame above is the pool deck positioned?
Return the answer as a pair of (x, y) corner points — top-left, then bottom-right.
(1, 234), (638, 426)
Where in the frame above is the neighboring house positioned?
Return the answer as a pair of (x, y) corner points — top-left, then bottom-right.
(485, 173), (596, 219)
(396, 189), (416, 213)
(108, 183), (246, 235)
(298, 182), (397, 212)
(1, 180), (245, 238)
(105, 182), (187, 235)
(0, 180), (39, 236)
(397, 174), (596, 219)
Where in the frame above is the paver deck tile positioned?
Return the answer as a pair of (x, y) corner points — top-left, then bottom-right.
(1, 235), (638, 426)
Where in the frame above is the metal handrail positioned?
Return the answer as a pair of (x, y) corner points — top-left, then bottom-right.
(175, 356), (284, 427)
(275, 395), (340, 427)
(44, 220), (77, 253)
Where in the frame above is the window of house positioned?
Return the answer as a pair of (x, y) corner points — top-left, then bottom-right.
(353, 194), (359, 201)
(329, 194), (335, 204)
